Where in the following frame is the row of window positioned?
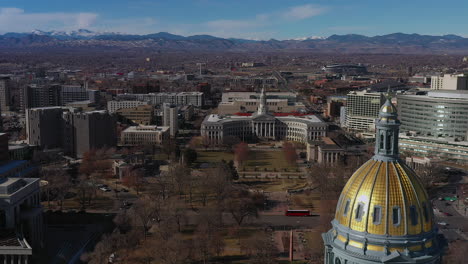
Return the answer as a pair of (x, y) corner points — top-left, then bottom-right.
(342, 199), (430, 226)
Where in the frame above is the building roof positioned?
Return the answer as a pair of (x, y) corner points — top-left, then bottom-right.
(203, 113), (324, 125)
(0, 160), (28, 175)
(122, 126), (169, 133)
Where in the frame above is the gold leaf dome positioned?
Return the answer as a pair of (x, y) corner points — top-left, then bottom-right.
(335, 159), (433, 237)
(323, 97), (441, 263)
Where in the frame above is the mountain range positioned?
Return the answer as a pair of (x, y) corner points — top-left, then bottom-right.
(1, 30), (468, 54)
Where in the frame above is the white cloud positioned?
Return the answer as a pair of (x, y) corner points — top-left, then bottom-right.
(0, 7), (98, 33)
(195, 4), (327, 39)
(282, 4), (327, 21)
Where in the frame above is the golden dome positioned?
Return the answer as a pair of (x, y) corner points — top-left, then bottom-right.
(335, 159), (433, 237)
(322, 95), (441, 263)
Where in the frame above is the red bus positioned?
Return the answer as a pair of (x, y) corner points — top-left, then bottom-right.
(285, 210), (310, 216)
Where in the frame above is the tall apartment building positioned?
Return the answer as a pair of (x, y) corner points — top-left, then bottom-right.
(117, 92), (203, 107)
(345, 91), (385, 133)
(62, 111), (116, 158)
(26, 107), (116, 157)
(163, 103), (178, 137)
(0, 178), (44, 262)
(26, 107), (66, 149)
(397, 90), (468, 140)
(107, 100), (149, 114)
(430, 74), (468, 90)
(0, 76), (11, 112)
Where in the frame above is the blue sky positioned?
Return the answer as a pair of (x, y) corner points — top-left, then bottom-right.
(1, 0), (467, 39)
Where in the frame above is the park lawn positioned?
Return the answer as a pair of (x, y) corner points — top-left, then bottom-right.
(222, 228), (261, 256)
(241, 151), (297, 172)
(237, 179), (308, 192)
(196, 151), (234, 164)
(58, 192), (115, 211)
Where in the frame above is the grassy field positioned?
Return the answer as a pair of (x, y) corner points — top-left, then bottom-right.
(196, 151), (234, 164)
(241, 151), (297, 171)
(237, 179), (308, 192)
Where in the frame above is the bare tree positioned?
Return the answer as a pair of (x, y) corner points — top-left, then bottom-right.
(192, 222), (225, 264)
(122, 168), (146, 195)
(241, 233), (278, 264)
(224, 188), (262, 226)
(76, 176), (95, 211)
(282, 141), (297, 166)
(131, 197), (156, 238)
(443, 240), (468, 264)
(234, 142), (250, 166)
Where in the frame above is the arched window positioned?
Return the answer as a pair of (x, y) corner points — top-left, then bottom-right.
(343, 199), (350, 216)
(392, 207), (401, 226)
(355, 202), (365, 221)
(373, 206), (382, 225)
(410, 205), (418, 225)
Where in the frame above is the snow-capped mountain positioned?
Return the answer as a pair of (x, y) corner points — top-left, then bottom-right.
(30, 29), (118, 39)
(292, 36), (326, 41)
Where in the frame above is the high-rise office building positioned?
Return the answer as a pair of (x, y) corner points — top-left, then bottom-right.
(23, 85), (61, 109)
(345, 91), (385, 133)
(397, 90), (468, 140)
(163, 103), (178, 137)
(26, 107), (67, 149)
(23, 85), (93, 110)
(60, 85), (89, 105)
(0, 76), (11, 112)
(62, 111), (116, 158)
(430, 74), (468, 90)
(26, 107), (116, 157)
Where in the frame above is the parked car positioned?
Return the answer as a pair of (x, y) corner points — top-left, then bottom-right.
(437, 222), (448, 226)
(100, 187), (111, 192)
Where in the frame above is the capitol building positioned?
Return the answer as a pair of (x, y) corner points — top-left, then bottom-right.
(201, 88), (328, 145)
(322, 97), (441, 263)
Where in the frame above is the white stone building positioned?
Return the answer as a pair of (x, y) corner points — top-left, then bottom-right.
(107, 100), (149, 114)
(120, 125), (170, 146)
(201, 88), (327, 145)
(0, 178), (43, 263)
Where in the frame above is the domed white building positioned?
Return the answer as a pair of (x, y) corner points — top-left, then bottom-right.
(322, 98), (442, 263)
(201, 88), (328, 144)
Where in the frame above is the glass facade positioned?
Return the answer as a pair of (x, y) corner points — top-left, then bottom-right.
(397, 94), (468, 140)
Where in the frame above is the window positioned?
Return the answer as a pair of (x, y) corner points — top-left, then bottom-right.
(392, 207), (401, 226)
(343, 199), (350, 216)
(410, 206), (418, 225)
(422, 202), (429, 222)
(335, 258), (341, 264)
(373, 206), (382, 225)
(355, 202), (365, 221)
